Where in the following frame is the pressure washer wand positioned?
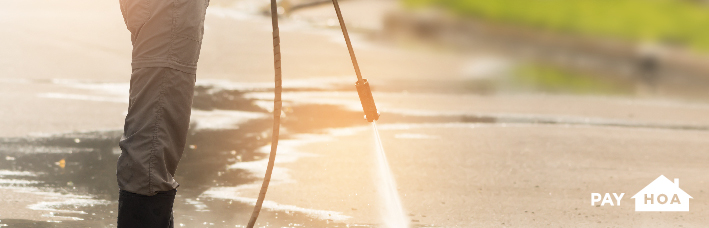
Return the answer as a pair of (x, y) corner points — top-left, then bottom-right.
(331, 0), (380, 122)
(332, 0), (362, 83)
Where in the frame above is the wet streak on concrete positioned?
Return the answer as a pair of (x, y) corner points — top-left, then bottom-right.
(459, 114), (709, 132)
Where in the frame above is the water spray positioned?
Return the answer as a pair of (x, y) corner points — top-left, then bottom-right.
(331, 3), (410, 226)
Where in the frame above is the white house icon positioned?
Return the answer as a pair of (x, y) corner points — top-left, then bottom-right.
(631, 175), (692, 211)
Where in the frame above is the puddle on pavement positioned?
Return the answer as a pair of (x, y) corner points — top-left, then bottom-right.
(0, 123), (346, 227)
(0, 86), (362, 227)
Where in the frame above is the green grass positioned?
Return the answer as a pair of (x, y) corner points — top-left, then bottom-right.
(507, 64), (631, 94)
(404, 0), (709, 51)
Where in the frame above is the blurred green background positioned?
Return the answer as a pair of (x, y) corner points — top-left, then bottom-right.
(404, 0), (709, 51)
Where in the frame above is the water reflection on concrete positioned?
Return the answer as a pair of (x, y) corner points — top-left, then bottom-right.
(0, 85), (363, 227)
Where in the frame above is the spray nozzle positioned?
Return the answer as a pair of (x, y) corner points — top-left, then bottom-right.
(355, 79), (380, 122)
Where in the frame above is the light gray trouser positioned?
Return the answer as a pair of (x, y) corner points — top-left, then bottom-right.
(117, 0), (209, 196)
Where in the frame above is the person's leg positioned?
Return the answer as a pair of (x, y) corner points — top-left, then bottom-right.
(117, 67), (196, 195)
(116, 0), (208, 195)
(116, 0), (208, 226)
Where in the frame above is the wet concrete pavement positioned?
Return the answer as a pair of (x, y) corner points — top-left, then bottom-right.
(3, 82), (709, 227)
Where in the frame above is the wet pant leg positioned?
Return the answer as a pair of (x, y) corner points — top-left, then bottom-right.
(116, 0), (208, 196)
(117, 67), (195, 195)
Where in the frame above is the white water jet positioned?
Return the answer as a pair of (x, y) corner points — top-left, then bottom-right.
(371, 122), (409, 228)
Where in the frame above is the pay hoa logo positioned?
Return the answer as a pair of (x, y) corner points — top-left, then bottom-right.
(591, 175), (692, 211)
(631, 175), (692, 211)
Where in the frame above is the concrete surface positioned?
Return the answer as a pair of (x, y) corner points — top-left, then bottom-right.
(1, 0), (708, 227)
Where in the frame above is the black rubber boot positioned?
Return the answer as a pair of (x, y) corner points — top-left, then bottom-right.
(117, 189), (176, 228)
